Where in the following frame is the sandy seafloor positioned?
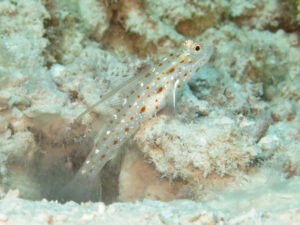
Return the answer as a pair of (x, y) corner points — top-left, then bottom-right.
(0, 0), (300, 224)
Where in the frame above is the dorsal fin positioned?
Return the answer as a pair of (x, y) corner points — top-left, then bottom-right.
(75, 65), (152, 122)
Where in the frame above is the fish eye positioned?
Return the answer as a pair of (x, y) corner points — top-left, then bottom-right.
(194, 45), (201, 51)
(190, 43), (202, 53)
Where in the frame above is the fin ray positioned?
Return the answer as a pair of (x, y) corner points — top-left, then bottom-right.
(76, 71), (151, 121)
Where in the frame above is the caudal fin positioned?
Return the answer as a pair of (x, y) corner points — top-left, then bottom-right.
(58, 174), (102, 203)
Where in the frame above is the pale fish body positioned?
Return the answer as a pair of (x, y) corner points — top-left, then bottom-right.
(62, 40), (212, 201)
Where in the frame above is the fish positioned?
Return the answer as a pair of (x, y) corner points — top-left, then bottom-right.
(60, 40), (212, 202)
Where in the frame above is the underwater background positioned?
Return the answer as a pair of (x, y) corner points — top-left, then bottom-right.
(0, 0), (299, 224)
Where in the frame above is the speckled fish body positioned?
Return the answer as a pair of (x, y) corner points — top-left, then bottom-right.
(64, 40), (212, 200)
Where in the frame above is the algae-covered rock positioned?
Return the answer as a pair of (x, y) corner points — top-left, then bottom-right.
(0, 0), (299, 224)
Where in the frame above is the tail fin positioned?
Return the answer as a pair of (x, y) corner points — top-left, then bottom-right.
(58, 173), (102, 203)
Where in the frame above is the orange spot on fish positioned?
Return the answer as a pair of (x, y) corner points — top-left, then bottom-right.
(140, 106), (146, 113)
(168, 68), (175, 73)
(157, 87), (163, 94)
(113, 140), (118, 145)
(125, 127), (129, 132)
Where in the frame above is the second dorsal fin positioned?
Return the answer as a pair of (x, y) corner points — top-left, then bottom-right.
(75, 66), (153, 122)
